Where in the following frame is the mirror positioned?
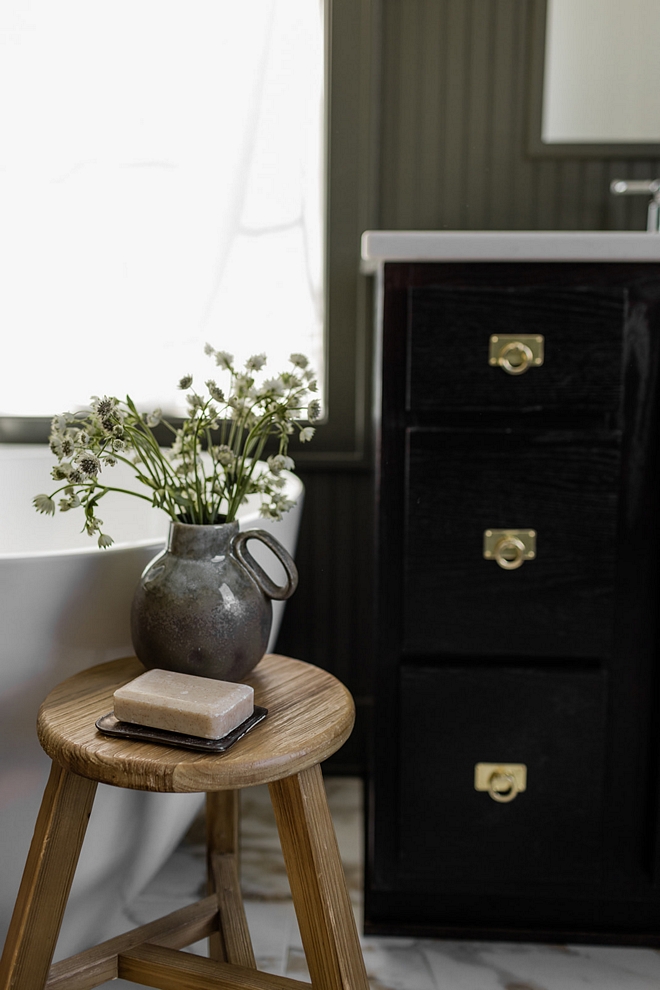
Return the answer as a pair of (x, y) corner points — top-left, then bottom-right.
(529, 0), (660, 157)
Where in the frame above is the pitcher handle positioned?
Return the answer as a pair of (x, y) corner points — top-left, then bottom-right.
(233, 529), (299, 601)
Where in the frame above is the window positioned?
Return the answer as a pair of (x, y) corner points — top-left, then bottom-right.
(0, 1), (324, 418)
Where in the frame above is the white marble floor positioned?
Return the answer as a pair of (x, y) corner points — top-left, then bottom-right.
(99, 777), (660, 990)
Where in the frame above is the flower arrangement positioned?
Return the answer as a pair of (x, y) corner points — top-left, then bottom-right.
(34, 345), (319, 547)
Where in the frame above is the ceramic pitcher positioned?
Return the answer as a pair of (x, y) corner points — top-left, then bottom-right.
(130, 521), (298, 682)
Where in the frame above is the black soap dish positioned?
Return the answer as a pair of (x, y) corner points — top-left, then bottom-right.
(95, 705), (268, 754)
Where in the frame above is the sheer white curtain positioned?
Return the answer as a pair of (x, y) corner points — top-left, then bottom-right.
(0, 1), (324, 417)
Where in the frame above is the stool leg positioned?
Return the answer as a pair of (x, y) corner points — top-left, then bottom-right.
(206, 790), (256, 968)
(0, 761), (97, 990)
(269, 764), (369, 990)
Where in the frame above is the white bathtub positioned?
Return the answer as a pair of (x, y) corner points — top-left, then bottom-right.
(0, 444), (303, 960)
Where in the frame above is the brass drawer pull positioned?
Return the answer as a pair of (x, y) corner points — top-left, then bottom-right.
(489, 772), (518, 802)
(483, 529), (536, 570)
(474, 763), (527, 803)
(489, 334), (544, 375)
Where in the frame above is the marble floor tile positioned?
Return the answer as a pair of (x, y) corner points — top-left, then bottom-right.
(245, 899), (299, 975)
(419, 940), (660, 990)
(362, 939), (438, 990)
(91, 776), (660, 990)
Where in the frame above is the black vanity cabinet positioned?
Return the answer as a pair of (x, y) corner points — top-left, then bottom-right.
(367, 262), (660, 943)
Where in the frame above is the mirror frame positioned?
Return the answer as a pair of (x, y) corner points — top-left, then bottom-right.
(527, 0), (660, 159)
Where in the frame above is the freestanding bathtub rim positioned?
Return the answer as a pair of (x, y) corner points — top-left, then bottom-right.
(0, 469), (304, 561)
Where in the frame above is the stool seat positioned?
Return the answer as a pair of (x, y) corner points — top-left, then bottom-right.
(37, 653), (355, 792)
(1, 653), (368, 990)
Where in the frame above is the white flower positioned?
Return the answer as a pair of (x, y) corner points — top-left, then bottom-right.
(233, 372), (252, 396)
(76, 454), (101, 477)
(58, 494), (81, 512)
(205, 380), (225, 403)
(261, 377), (285, 396)
(92, 395), (116, 415)
(33, 494), (56, 515)
(52, 464), (71, 481)
(91, 395), (120, 421)
(245, 353), (267, 372)
(215, 350), (234, 370)
(260, 491), (295, 520)
(213, 445), (235, 468)
(37, 342), (315, 538)
(267, 454), (295, 476)
(145, 408), (162, 428)
(84, 515), (102, 536)
(289, 353), (309, 369)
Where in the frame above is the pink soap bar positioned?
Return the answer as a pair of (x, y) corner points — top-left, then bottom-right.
(113, 669), (254, 740)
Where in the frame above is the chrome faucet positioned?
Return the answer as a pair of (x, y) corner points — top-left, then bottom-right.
(610, 178), (660, 232)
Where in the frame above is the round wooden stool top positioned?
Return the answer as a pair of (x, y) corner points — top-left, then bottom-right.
(37, 655), (354, 793)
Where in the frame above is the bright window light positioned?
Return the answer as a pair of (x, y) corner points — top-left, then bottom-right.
(0, 1), (325, 417)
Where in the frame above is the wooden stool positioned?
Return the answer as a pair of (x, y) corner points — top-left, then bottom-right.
(0, 654), (368, 990)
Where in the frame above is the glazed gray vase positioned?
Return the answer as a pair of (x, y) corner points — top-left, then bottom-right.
(130, 521), (298, 682)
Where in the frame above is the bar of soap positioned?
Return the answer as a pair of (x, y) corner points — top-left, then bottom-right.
(113, 669), (254, 740)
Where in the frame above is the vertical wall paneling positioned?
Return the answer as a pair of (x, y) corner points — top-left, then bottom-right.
(378, 0), (660, 232)
(276, 469), (375, 774)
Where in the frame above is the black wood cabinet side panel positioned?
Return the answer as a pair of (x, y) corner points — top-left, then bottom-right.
(403, 429), (621, 659)
(397, 665), (607, 888)
(408, 285), (625, 412)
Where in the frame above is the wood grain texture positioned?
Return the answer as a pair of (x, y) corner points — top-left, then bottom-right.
(207, 791), (239, 856)
(206, 791), (237, 964)
(36, 654), (355, 792)
(118, 943), (311, 990)
(408, 284), (625, 412)
(0, 763), (97, 990)
(269, 765), (369, 990)
(209, 852), (256, 969)
(398, 665), (607, 886)
(403, 426), (621, 658)
(45, 896), (219, 989)
(206, 791), (247, 963)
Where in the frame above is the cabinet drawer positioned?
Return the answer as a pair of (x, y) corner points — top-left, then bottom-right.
(407, 285), (625, 411)
(403, 428), (620, 658)
(398, 665), (607, 888)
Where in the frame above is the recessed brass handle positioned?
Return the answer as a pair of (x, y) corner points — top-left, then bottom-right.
(489, 334), (544, 376)
(488, 772), (519, 803)
(493, 536), (526, 570)
(474, 763), (527, 803)
(499, 341), (532, 375)
(483, 529), (536, 570)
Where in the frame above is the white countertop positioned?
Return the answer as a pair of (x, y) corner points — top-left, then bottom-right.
(360, 230), (660, 271)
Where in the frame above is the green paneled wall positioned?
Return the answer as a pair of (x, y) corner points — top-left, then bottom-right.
(379, 0), (660, 232)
